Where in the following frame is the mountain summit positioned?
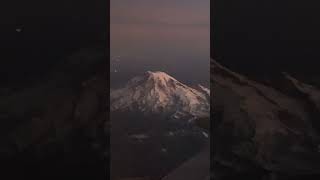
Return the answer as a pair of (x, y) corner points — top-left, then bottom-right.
(110, 71), (209, 119)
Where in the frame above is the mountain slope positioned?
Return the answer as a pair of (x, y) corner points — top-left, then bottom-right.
(111, 71), (210, 119)
(0, 48), (108, 179)
(110, 71), (210, 179)
(212, 59), (320, 179)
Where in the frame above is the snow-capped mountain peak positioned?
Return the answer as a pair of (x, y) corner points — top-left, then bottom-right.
(111, 71), (210, 119)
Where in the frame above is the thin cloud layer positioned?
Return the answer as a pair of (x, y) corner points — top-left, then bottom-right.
(111, 0), (209, 27)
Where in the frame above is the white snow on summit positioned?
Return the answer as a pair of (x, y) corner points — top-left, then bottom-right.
(110, 71), (210, 119)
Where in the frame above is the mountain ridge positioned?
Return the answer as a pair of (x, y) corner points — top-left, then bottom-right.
(212, 59), (320, 179)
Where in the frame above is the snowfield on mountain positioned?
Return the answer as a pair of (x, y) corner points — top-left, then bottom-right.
(110, 71), (210, 119)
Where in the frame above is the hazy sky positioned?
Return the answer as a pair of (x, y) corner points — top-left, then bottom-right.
(111, 0), (210, 86)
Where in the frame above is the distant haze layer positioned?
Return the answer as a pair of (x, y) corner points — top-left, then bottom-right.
(111, 0), (210, 87)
